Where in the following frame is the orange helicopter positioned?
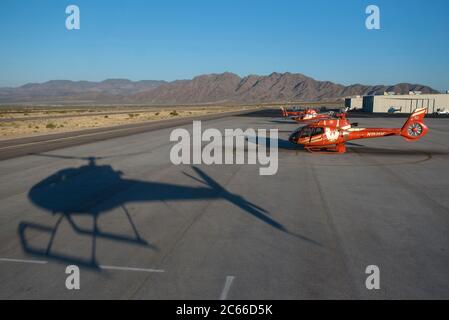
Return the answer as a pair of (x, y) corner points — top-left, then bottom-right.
(280, 106), (308, 117)
(288, 108), (428, 153)
(280, 106), (339, 123)
(291, 109), (336, 123)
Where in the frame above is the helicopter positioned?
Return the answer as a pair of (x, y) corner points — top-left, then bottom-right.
(288, 107), (428, 153)
(281, 106), (346, 124)
(280, 106), (309, 117)
(291, 109), (334, 123)
(18, 153), (305, 268)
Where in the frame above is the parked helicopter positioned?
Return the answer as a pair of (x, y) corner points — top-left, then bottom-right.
(288, 108), (428, 153)
(280, 106), (309, 117)
(281, 106), (345, 123)
(290, 109), (336, 123)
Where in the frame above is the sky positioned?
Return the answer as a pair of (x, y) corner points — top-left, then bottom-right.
(0, 0), (448, 91)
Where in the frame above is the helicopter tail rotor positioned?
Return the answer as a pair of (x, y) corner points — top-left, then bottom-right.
(280, 107), (287, 117)
(400, 108), (428, 141)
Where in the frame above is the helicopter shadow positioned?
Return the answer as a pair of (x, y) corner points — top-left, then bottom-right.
(249, 135), (447, 157)
(19, 153), (317, 270)
(277, 138), (305, 151)
(245, 135), (304, 152)
(268, 119), (299, 124)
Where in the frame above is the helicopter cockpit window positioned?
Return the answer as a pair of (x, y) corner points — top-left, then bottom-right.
(300, 127), (313, 138)
(289, 128), (301, 141)
(312, 127), (324, 136)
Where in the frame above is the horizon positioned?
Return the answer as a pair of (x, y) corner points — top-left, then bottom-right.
(1, 71), (445, 93)
(1, 0), (448, 91)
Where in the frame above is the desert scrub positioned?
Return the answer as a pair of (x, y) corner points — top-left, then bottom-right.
(170, 110), (179, 116)
(46, 123), (57, 129)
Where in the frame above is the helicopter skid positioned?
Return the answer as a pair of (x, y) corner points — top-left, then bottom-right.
(304, 143), (346, 154)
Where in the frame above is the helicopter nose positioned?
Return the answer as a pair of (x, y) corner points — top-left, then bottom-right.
(289, 133), (297, 143)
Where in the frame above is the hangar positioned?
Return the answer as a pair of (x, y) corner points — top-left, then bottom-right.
(344, 96), (363, 110)
(361, 92), (449, 114)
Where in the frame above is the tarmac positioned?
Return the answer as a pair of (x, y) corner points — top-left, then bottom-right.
(0, 109), (448, 299)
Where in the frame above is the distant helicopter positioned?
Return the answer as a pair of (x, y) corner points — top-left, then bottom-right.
(388, 106), (403, 114)
(19, 153), (301, 267)
(290, 109), (335, 123)
(281, 106), (345, 123)
(280, 106), (307, 117)
(288, 108), (428, 153)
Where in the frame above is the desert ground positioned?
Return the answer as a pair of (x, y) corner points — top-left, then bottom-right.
(0, 105), (257, 140)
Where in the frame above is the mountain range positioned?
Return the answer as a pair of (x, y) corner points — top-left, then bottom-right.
(0, 72), (438, 105)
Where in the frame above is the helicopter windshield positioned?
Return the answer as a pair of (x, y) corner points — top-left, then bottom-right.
(298, 127), (324, 139)
(290, 126), (324, 142)
(312, 127), (324, 136)
(300, 127), (313, 138)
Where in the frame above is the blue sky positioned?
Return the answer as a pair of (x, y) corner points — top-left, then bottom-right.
(1, 0), (448, 91)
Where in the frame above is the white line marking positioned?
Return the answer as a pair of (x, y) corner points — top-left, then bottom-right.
(0, 258), (164, 273)
(99, 265), (165, 273)
(219, 276), (235, 300)
(0, 258), (48, 264)
(0, 109), (250, 151)
(0, 126), (147, 151)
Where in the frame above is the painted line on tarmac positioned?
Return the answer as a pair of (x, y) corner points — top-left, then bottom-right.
(0, 125), (154, 151)
(99, 265), (165, 273)
(0, 109), (255, 152)
(0, 257), (48, 264)
(0, 258), (164, 273)
(219, 276), (235, 300)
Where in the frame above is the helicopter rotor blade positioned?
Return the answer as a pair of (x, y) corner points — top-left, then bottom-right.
(182, 171), (209, 186)
(191, 166), (225, 192)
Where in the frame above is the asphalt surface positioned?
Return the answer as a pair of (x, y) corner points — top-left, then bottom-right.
(0, 109), (448, 299)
